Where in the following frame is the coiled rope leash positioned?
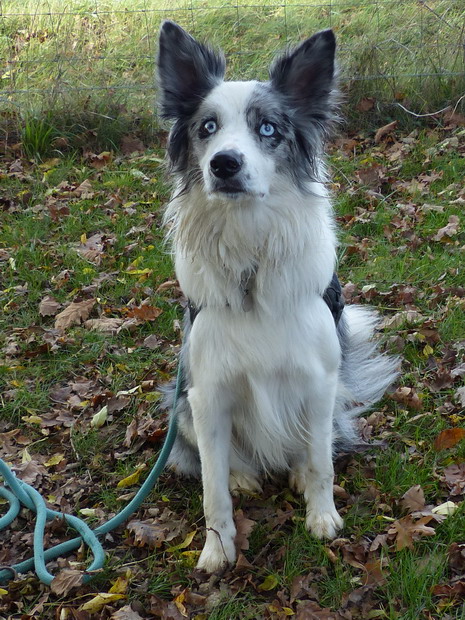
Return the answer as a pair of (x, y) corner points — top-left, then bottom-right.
(0, 361), (181, 586)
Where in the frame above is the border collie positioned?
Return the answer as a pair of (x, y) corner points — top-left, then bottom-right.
(157, 21), (398, 573)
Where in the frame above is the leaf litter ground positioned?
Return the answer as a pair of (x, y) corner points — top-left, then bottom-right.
(0, 121), (465, 619)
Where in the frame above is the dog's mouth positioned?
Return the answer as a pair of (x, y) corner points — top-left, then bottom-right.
(212, 180), (248, 197)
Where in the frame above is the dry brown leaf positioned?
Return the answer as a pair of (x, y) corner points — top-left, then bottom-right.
(74, 179), (94, 199)
(432, 579), (465, 599)
(434, 428), (465, 451)
(380, 310), (424, 329)
(87, 151), (112, 169)
(455, 386), (465, 407)
(357, 97), (375, 112)
(84, 318), (124, 333)
(234, 508), (256, 551)
(121, 135), (146, 155)
(111, 605), (144, 620)
(39, 295), (61, 317)
(401, 485), (425, 513)
(50, 568), (84, 595)
(390, 386), (423, 411)
(55, 299), (95, 330)
(388, 514), (436, 550)
(441, 463), (465, 496)
(362, 558), (387, 587)
(433, 215), (460, 241)
(126, 305), (162, 321)
(127, 511), (185, 549)
(127, 519), (169, 548)
(374, 120), (398, 143)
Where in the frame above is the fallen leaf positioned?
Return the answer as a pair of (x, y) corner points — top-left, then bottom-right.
(434, 428), (465, 450)
(167, 530), (196, 552)
(117, 466), (147, 488)
(441, 463), (465, 496)
(126, 304), (162, 321)
(357, 97), (375, 112)
(455, 386), (465, 407)
(362, 558), (387, 587)
(108, 575), (130, 594)
(258, 574), (279, 591)
(91, 405), (108, 428)
(55, 299), (95, 330)
(401, 485), (425, 513)
(433, 215), (460, 242)
(74, 179), (94, 199)
(44, 453), (65, 468)
(448, 542), (465, 574)
(80, 593), (125, 613)
(388, 514), (436, 550)
(84, 318), (124, 333)
(121, 135), (146, 155)
(50, 568), (84, 595)
(87, 151), (112, 169)
(111, 605), (144, 620)
(432, 579), (465, 599)
(374, 120), (398, 143)
(234, 509), (256, 551)
(380, 310), (424, 329)
(127, 512), (185, 549)
(391, 386), (423, 411)
(432, 501), (458, 517)
(39, 295), (61, 317)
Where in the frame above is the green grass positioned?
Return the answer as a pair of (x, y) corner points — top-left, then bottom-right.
(1, 113), (465, 618)
(1, 0), (464, 148)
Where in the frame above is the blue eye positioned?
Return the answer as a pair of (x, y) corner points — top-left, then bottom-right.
(203, 119), (217, 134)
(259, 122), (276, 137)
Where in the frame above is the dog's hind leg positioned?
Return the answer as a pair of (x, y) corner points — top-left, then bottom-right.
(300, 376), (343, 539)
(188, 385), (237, 572)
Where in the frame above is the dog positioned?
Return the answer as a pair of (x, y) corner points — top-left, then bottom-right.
(157, 20), (398, 573)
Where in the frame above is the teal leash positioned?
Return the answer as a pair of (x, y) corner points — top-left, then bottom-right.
(0, 360), (181, 586)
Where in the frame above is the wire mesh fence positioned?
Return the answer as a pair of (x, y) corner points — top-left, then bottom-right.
(1, 0), (464, 131)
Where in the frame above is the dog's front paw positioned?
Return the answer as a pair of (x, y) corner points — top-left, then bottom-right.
(196, 529), (236, 573)
(306, 508), (343, 539)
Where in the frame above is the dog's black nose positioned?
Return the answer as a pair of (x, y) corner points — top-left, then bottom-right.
(210, 150), (243, 179)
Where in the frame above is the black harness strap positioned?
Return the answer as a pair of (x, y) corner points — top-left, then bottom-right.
(323, 272), (345, 327)
(187, 272), (345, 327)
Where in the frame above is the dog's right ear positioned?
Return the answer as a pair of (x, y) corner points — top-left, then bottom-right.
(157, 21), (226, 120)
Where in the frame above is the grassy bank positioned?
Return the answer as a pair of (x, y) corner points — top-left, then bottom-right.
(1, 0), (464, 148)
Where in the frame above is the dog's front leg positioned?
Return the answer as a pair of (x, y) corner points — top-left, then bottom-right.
(188, 386), (236, 572)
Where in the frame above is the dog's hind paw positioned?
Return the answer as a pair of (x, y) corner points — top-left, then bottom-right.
(306, 508), (343, 539)
(229, 471), (262, 496)
(288, 468), (306, 495)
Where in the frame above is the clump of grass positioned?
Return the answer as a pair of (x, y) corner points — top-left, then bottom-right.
(21, 117), (56, 160)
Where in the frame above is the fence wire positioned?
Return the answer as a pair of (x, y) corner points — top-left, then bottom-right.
(1, 0), (464, 121)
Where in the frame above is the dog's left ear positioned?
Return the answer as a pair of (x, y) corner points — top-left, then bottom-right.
(269, 30), (336, 113)
(157, 21), (226, 120)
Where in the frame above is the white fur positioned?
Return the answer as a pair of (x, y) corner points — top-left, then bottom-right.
(163, 79), (397, 572)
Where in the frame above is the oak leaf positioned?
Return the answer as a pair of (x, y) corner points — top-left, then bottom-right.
(55, 299), (95, 330)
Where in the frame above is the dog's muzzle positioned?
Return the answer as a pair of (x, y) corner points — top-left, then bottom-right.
(210, 150), (243, 179)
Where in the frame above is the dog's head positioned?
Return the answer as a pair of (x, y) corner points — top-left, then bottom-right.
(157, 21), (337, 200)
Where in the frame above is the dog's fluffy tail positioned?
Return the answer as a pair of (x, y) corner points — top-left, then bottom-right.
(334, 304), (399, 450)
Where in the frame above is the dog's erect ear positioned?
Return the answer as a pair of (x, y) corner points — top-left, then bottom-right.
(269, 30), (336, 113)
(157, 21), (226, 119)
